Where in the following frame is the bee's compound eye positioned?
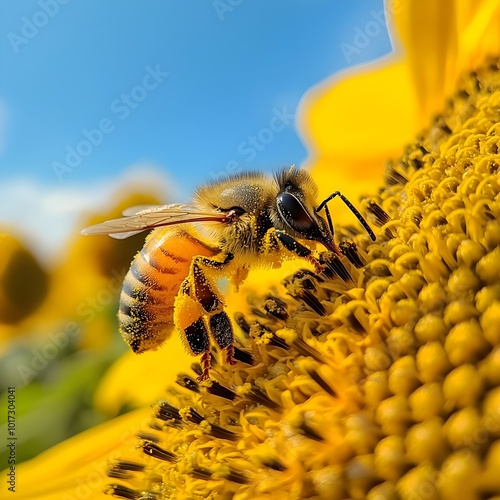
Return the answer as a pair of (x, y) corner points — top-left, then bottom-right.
(228, 206), (246, 216)
(277, 192), (314, 232)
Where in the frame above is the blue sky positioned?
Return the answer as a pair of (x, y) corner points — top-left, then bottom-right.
(0, 0), (391, 263)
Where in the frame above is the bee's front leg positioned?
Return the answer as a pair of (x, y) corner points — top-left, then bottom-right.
(272, 230), (324, 274)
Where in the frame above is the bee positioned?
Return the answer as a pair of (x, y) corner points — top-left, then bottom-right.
(81, 167), (375, 380)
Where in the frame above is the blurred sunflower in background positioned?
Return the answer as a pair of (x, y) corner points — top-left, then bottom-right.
(0, 190), (165, 466)
(5, 0), (500, 498)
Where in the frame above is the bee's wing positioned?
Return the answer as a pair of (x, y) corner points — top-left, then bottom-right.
(121, 204), (164, 216)
(81, 203), (229, 239)
(120, 203), (204, 217)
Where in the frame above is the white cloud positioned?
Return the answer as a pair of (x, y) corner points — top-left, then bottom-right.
(0, 164), (184, 268)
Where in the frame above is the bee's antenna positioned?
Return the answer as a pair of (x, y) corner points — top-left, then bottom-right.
(316, 191), (376, 241)
(323, 203), (334, 235)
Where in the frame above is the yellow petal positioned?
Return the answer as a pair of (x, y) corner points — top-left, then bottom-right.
(300, 60), (417, 204)
(9, 408), (149, 499)
(94, 333), (192, 415)
(395, 0), (500, 126)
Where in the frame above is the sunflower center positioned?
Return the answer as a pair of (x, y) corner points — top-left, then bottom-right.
(106, 58), (500, 500)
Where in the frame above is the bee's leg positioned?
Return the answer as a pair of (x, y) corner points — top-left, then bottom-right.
(186, 318), (212, 380)
(209, 310), (236, 366)
(175, 280), (212, 381)
(199, 350), (211, 381)
(190, 253), (237, 368)
(274, 231), (324, 273)
(191, 253), (234, 313)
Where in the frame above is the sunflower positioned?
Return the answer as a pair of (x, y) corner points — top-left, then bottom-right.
(10, 1), (500, 499)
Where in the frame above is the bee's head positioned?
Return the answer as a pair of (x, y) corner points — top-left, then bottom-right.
(273, 168), (336, 252)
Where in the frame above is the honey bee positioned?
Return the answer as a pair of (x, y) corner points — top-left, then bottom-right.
(81, 167), (375, 380)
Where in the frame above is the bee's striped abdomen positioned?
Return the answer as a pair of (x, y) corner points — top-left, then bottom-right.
(118, 228), (216, 353)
